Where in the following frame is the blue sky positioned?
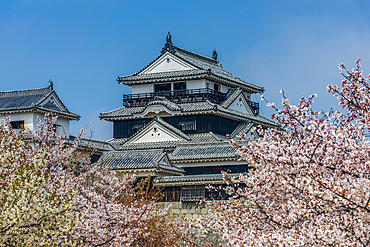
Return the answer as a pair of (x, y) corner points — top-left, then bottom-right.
(1, 1), (370, 140)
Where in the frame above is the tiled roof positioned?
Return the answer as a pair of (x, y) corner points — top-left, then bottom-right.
(221, 88), (242, 108)
(118, 69), (208, 82)
(107, 132), (229, 151)
(68, 136), (115, 151)
(100, 97), (275, 127)
(147, 97), (181, 111)
(117, 43), (264, 93)
(187, 132), (228, 142)
(169, 141), (239, 163)
(99, 149), (184, 174)
(155, 173), (241, 185)
(229, 122), (254, 139)
(116, 140), (182, 151)
(107, 131), (229, 151)
(0, 87), (80, 120)
(177, 101), (214, 112)
(100, 105), (145, 118)
(172, 45), (264, 92)
(0, 87), (51, 111)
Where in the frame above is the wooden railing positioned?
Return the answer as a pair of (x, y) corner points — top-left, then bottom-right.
(123, 88), (225, 100)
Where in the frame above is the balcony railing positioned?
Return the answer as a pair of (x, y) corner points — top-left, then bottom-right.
(122, 88), (259, 115)
(123, 88), (227, 104)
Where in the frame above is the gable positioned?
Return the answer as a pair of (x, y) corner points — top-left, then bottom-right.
(38, 92), (68, 112)
(127, 121), (188, 144)
(227, 93), (254, 115)
(140, 53), (196, 74)
(158, 155), (172, 167)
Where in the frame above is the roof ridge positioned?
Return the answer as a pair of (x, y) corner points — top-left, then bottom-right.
(0, 86), (51, 95)
(155, 116), (191, 141)
(175, 140), (230, 147)
(209, 131), (223, 141)
(221, 88), (243, 108)
(100, 106), (126, 115)
(230, 122), (253, 139)
(111, 148), (165, 154)
(172, 45), (220, 66)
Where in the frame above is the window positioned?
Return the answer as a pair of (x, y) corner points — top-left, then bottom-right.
(154, 83), (171, 92)
(178, 120), (196, 131)
(214, 83), (219, 92)
(174, 82), (186, 91)
(10, 120), (24, 130)
(181, 186), (205, 201)
(53, 124), (62, 135)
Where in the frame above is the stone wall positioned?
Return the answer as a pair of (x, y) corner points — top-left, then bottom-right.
(156, 201), (209, 219)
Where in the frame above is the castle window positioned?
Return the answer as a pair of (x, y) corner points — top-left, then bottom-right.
(10, 120), (24, 130)
(181, 186), (205, 201)
(174, 82), (186, 91)
(132, 124), (143, 130)
(178, 120), (196, 131)
(214, 83), (219, 92)
(154, 83), (171, 92)
(53, 124), (62, 135)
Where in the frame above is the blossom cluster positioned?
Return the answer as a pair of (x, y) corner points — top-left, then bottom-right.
(194, 61), (370, 246)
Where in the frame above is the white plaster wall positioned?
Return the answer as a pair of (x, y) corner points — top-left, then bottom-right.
(228, 95), (250, 115)
(201, 79), (226, 93)
(187, 79), (206, 90)
(219, 84), (232, 94)
(0, 112), (71, 137)
(133, 126), (178, 143)
(55, 117), (70, 137)
(0, 112), (35, 131)
(148, 58), (191, 73)
(132, 84), (153, 94)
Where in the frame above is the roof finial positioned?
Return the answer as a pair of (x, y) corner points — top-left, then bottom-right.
(212, 49), (218, 60)
(161, 32), (175, 54)
(166, 32), (172, 44)
(48, 78), (53, 90)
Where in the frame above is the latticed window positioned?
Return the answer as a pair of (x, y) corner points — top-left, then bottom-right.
(178, 120), (196, 131)
(181, 186), (205, 201)
(160, 187), (181, 202)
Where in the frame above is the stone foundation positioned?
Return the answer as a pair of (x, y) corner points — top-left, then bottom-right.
(156, 201), (209, 219)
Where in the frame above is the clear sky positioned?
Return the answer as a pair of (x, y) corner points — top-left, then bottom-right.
(1, 0), (370, 140)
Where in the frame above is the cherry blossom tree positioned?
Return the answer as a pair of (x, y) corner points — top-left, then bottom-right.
(195, 61), (370, 246)
(0, 115), (188, 246)
(72, 167), (188, 247)
(0, 116), (84, 246)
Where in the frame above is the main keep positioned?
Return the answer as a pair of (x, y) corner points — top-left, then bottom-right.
(99, 33), (274, 202)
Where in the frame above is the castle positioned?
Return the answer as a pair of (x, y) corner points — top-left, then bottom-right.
(98, 33), (274, 202)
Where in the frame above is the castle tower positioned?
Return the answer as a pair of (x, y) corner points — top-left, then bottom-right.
(99, 34), (274, 202)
